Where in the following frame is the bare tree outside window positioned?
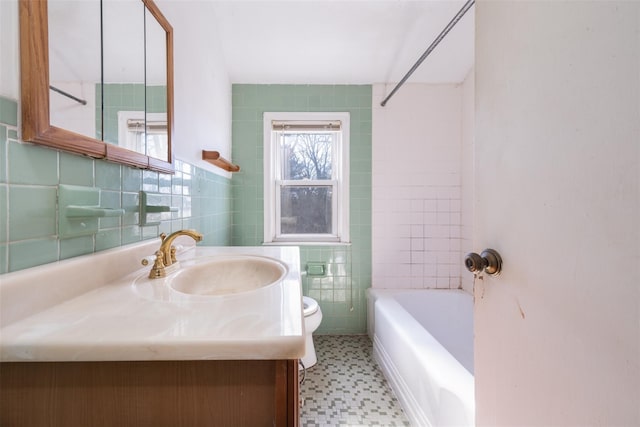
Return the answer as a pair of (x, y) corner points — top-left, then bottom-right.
(264, 112), (349, 244)
(281, 186), (333, 234)
(279, 132), (335, 235)
(280, 133), (333, 180)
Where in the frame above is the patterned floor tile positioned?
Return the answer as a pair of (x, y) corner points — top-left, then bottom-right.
(300, 335), (410, 427)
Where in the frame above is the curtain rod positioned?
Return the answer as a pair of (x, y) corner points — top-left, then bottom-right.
(380, 0), (475, 107)
(49, 85), (87, 105)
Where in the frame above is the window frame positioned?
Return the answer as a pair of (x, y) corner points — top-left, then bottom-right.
(117, 111), (168, 158)
(263, 111), (350, 244)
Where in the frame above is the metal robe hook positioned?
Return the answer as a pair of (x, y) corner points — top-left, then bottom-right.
(464, 249), (503, 276)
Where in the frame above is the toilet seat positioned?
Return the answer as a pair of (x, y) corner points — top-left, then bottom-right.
(303, 296), (319, 316)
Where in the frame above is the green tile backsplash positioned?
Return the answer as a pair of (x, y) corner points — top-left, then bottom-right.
(0, 97), (18, 127)
(0, 95), (232, 274)
(8, 186), (57, 241)
(9, 237), (58, 272)
(60, 152), (94, 186)
(8, 140), (58, 185)
(231, 84), (372, 334)
(0, 125), (6, 183)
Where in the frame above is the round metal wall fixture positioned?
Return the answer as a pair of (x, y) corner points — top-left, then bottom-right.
(464, 248), (503, 276)
(480, 249), (502, 276)
(464, 252), (485, 274)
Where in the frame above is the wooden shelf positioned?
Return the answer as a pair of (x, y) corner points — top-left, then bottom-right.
(202, 150), (240, 172)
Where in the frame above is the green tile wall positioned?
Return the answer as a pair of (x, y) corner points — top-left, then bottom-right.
(0, 95), (232, 274)
(96, 83), (166, 144)
(231, 84), (372, 335)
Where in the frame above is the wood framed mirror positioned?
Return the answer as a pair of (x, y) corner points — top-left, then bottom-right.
(19, 0), (174, 173)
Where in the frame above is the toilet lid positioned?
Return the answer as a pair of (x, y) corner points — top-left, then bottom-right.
(303, 296), (319, 316)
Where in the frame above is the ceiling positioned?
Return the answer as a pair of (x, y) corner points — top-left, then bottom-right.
(210, 0), (475, 85)
(47, 0), (474, 86)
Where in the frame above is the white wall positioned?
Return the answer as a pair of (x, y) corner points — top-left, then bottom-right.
(474, 1), (639, 425)
(0, 0), (232, 174)
(0, 0), (19, 99)
(461, 69), (474, 294)
(372, 83), (468, 291)
(157, 1), (232, 175)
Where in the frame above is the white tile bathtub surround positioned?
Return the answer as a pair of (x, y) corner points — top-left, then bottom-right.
(372, 186), (463, 289)
(372, 83), (467, 291)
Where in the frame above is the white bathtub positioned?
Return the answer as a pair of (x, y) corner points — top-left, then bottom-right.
(367, 289), (474, 427)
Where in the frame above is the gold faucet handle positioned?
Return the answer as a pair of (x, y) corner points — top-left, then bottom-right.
(148, 250), (166, 279)
(170, 246), (177, 264)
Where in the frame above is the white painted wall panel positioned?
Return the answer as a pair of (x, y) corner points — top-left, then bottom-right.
(461, 69), (474, 294)
(474, 1), (639, 424)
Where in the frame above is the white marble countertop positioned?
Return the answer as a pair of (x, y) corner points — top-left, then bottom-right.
(0, 242), (304, 362)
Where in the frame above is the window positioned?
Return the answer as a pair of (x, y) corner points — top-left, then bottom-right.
(264, 112), (350, 244)
(117, 111), (168, 159)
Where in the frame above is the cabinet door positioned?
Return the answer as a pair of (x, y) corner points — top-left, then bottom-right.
(1, 360), (301, 427)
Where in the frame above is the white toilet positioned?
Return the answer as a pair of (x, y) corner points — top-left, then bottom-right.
(301, 296), (323, 369)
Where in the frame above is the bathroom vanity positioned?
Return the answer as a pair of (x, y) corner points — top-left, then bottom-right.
(2, 359), (299, 426)
(0, 239), (304, 426)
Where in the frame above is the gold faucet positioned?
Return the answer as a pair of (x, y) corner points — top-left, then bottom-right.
(146, 229), (203, 279)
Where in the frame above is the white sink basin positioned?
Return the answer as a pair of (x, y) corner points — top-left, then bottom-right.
(1, 243), (304, 362)
(168, 255), (288, 296)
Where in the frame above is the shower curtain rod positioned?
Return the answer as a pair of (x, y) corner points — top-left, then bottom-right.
(49, 85), (87, 105)
(380, 0), (475, 107)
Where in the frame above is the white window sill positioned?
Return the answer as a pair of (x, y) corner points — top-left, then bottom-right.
(262, 241), (352, 247)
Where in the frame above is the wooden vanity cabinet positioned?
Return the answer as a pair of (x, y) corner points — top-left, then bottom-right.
(0, 359), (299, 427)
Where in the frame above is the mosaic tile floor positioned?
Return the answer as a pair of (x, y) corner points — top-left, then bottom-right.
(299, 335), (411, 427)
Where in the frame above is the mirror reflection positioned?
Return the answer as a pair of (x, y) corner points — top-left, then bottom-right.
(102, 0), (145, 150)
(48, 0), (100, 139)
(46, 0), (170, 163)
(144, 6), (169, 160)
